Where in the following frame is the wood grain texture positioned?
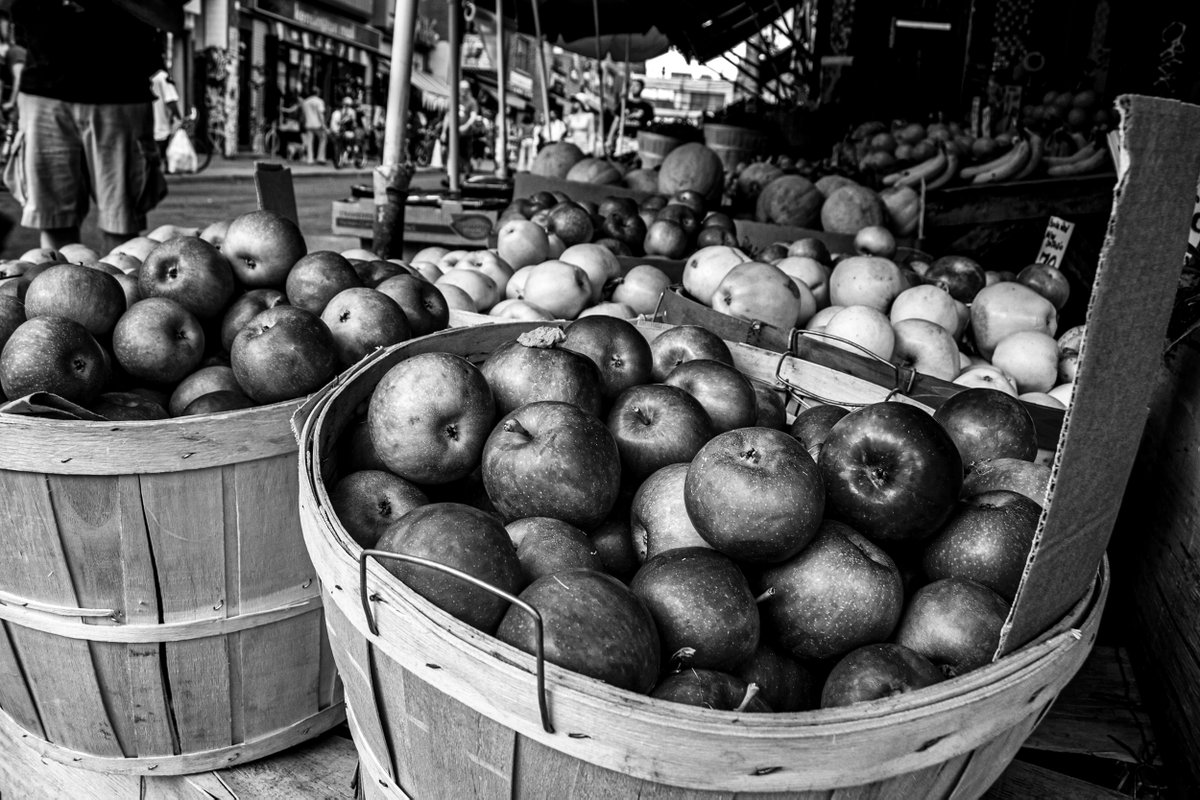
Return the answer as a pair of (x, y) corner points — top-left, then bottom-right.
(141, 467), (234, 753)
(296, 322), (1107, 797)
(0, 398), (305, 475)
(982, 759), (1128, 800)
(0, 621), (44, 737)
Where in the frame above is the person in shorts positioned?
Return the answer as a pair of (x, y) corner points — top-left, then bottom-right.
(5, 0), (176, 252)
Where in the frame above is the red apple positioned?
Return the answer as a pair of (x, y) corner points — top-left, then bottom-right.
(894, 577), (1010, 676)
(483, 400), (621, 529)
(367, 352), (495, 484)
(758, 520), (904, 660)
(685, 427), (825, 562)
(330, 469), (428, 548)
(649, 325), (734, 383)
(221, 210), (308, 287)
(180, 389), (255, 415)
(285, 251), (363, 315)
(353, 259), (409, 288)
(168, 364), (242, 416)
(220, 288), (288, 352)
(924, 255), (986, 303)
(90, 391), (170, 421)
(561, 316), (652, 400)
(479, 326), (604, 418)
(788, 403), (850, 461)
(230, 305), (339, 404)
(320, 287), (411, 367)
(922, 489), (1041, 601)
(588, 514), (640, 583)
(607, 383), (715, 482)
(376, 502), (524, 633)
(497, 568), (660, 692)
(509, 517), (603, 582)
(25, 264), (126, 336)
(663, 358), (757, 433)
(631, 547), (759, 671)
(749, 378), (788, 430)
(113, 297), (206, 384)
(960, 456), (1051, 507)
(138, 236), (236, 319)
(199, 218), (233, 249)
(375, 274), (450, 337)
(820, 643), (944, 708)
(1017, 263), (1070, 310)
(932, 387), (1038, 471)
(545, 202), (595, 246)
(0, 316), (109, 404)
(735, 643), (818, 712)
(819, 402), (963, 542)
(0, 295), (26, 354)
(651, 670), (771, 711)
(631, 463), (714, 563)
(644, 219), (690, 259)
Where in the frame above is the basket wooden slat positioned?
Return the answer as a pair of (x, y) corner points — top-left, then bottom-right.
(297, 322), (1105, 799)
(0, 398), (344, 775)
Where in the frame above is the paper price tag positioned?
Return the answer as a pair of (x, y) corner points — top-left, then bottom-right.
(1037, 216), (1075, 268)
(1186, 173), (1200, 267)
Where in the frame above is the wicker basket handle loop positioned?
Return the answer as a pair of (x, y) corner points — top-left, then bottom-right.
(358, 549), (555, 734)
(778, 328), (917, 407)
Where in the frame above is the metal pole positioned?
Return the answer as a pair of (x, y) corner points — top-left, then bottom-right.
(495, 0), (509, 178)
(592, 0), (603, 156)
(530, 1), (552, 143)
(382, 0), (418, 166)
(371, 0), (420, 257)
(447, 0), (462, 192)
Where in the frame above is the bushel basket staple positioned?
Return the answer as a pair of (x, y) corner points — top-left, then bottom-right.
(296, 320), (1106, 799)
(0, 398), (344, 774)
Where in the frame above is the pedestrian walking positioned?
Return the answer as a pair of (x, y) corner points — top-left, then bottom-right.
(150, 64), (181, 162)
(4, 0), (179, 253)
(301, 86), (327, 164)
(565, 96), (596, 154)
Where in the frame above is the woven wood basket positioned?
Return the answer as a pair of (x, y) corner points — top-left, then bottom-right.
(296, 321), (1105, 799)
(0, 399), (344, 775)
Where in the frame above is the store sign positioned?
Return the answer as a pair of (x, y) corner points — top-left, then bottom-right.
(1036, 216), (1075, 268)
(511, 71), (534, 96)
(252, 0), (381, 50)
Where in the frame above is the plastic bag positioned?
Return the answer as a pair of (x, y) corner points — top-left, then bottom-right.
(166, 128), (197, 174)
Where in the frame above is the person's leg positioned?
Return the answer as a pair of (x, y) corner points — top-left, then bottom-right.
(317, 129), (327, 162)
(8, 94), (87, 241)
(302, 129), (314, 163)
(83, 101), (154, 246)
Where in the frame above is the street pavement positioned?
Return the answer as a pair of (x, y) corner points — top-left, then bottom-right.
(0, 157), (480, 260)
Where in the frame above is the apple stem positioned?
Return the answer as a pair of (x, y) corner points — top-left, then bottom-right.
(755, 587), (776, 604)
(503, 418), (531, 438)
(669, 647), (696, 670)
(735, 683), (761, 713)
(632, 405), (651, 426)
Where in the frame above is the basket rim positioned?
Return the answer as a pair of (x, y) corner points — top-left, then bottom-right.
(297, 323), (1106, 731)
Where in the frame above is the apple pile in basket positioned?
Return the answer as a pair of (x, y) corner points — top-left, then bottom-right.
(0, 211), (453, 418)
(337, 316), (1055, 712)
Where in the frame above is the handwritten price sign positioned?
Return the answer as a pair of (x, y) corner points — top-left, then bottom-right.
(1037, 216), (1076, 268)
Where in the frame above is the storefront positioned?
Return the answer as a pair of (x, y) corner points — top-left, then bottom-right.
(235, 0), (389, 153)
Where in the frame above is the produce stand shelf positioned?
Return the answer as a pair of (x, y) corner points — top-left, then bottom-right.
(0, 647), (1161, 799)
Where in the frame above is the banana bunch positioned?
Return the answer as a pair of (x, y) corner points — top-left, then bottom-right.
(879, 147), (956, 189)
(960, 138), (1035, 185)
(1044, 141), (1109, 176)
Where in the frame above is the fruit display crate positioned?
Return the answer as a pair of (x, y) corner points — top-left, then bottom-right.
(0, 645), (1164, 799)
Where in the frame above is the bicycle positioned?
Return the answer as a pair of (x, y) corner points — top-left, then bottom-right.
(170, 109), (217, 174)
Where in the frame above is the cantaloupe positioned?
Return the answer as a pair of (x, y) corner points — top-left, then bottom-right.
(755, 175), (823, 228)
(657, 143), (725, 201)
(735, 162), (785, 207)
(623, 168), (659, 194)
(530, 142), (585, 178)
(821, 185), (887, 234)
(814, 174), (858, 197)
(566, 158), (622, 185)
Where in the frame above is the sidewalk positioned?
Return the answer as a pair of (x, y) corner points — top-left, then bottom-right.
(167, 156), (375, 181)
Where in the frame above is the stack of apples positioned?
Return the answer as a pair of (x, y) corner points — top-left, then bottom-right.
(334, 316), (1055, 712)
(0, 210), (453, 419)
(682, 226), (1080, 415)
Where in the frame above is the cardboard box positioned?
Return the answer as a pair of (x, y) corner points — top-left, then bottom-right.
(733, 219), (856, 255)
(513, 172), (649, 204)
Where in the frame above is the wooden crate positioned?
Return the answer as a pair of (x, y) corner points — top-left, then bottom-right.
(295, 320), (1106, 799)
(0, 399), (344, 775)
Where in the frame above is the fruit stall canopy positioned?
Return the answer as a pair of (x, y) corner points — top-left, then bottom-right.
(501, 0), (786, 63)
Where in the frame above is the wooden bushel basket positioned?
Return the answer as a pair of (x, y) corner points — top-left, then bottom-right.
(296, 321), (1106, 800)
(0, 399), (344, 775)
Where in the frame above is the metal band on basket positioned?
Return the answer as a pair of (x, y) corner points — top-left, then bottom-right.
(777, 328), (918, 407)
(358, 549), (555, 734)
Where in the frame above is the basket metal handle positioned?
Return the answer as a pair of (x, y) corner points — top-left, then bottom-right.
(358, 549), (555, 733)
(777, 328), (917, 407)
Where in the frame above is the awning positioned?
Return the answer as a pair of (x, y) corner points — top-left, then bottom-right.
(479, 83), (533, 111)
(411, 70), (451, 112)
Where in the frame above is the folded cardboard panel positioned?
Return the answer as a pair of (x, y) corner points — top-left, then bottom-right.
(1001, 95), (1200, 653)
(513, 173), (649, 204)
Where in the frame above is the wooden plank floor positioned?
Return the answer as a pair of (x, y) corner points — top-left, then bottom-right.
(0, 647), (1170, 799)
